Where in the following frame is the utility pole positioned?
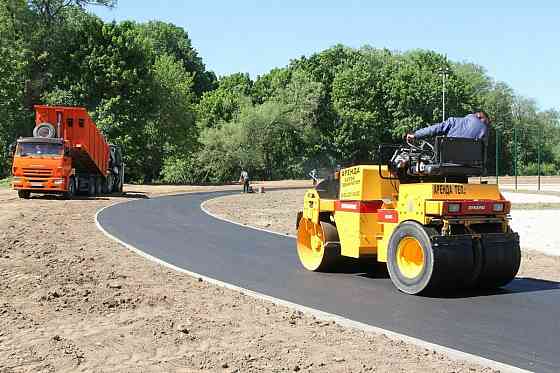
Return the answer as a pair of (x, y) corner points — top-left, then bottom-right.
(495, 129), (499, 184)
(441, 65), (450, 121)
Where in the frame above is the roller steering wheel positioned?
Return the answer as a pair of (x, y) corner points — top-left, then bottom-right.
(406, 137), (434, 152)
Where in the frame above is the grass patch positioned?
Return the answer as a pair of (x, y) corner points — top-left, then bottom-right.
(0, 177), (11, 188)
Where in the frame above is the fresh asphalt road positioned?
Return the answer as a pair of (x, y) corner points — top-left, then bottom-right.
(97, 191), (560, 372)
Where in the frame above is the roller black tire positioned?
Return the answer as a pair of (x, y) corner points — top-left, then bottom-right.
(473, 234), (521, 289)
(63, 177), (76, 199)
(18, 190), (31, 199)
(387, 222), (439, 295)
(387, 221), (476, 295)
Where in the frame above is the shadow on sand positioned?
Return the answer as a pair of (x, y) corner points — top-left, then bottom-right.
(28, 191), (149, 201)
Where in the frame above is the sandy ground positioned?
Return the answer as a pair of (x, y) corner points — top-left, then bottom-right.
(502, 191), (560, 203)
(0, 182), (496, 373)
(203, 189), (560, 283)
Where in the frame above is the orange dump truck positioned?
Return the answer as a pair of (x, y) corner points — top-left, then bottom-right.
(11, 105), (124, 199)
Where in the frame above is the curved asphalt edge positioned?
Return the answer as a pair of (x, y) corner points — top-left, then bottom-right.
(200, 196), (297, 239)
(95, 193), (530, 373)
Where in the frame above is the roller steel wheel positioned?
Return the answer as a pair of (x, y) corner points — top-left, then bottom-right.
(296, 218), (340, 272)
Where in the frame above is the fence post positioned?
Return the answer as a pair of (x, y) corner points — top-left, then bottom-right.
(514, 125), (518, 190)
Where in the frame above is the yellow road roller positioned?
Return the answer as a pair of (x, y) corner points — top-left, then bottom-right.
(296, 137), (520, 295)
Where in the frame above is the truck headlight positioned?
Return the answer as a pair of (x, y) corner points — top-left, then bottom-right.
(53, 178), (64, 185)
(493, 203), (505, 212)
(12, 177), (22, 183)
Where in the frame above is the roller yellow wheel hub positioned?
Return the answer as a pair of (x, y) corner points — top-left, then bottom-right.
(297, 218), (339, 272)
(396, 237), (425, 279)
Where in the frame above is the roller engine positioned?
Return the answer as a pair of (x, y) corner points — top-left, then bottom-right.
(296, 137), (520, 295)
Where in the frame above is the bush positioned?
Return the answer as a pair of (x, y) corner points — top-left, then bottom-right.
(161, 155), (205, 184)
(520, 162), (559, 176)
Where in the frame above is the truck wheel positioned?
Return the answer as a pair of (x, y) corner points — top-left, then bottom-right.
(116, 177), (123, 193)
(18, 190), (31, 199)
(96, 177), (103, 195)
(118, 175), (124, 193)
(63, 177), (76, 199)
(101, 176), (109, 194)
(387, 222), (440, 295)
(88, 177), (95, 196)
(106, 174), (113, 194)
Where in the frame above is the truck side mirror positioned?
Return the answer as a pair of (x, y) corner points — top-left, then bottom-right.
(8, 142), (16, 158)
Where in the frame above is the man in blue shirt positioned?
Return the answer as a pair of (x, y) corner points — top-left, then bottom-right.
(406, 111), (491, 143)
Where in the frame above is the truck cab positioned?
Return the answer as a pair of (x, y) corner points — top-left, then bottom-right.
(11, 106), (124, 199)
(11, 137), (73, 198)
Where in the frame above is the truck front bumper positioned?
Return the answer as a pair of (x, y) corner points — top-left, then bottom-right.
(12, 176), (67, 192)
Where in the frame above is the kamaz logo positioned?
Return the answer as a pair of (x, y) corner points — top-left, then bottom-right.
(467, 205), (485, 210)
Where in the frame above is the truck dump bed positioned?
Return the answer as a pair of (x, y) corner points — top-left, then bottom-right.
(35, 106), (109, 176)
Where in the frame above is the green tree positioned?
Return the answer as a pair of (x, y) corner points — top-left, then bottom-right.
(0, 0), (32, 176)
(138, 21), (216, 98)
(196, 73), (254, 129)
(149, 54), (197, 181)
(253, 67), (292, 104)
(331, 52), (390, 162)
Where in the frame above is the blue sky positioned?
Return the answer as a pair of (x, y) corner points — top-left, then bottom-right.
(90, 0), (559, 111)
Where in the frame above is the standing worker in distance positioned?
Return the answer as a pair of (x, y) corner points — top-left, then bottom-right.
(406, 111), (491, 142)
(239, 168), (250, 193)
(308, 168), (318, 186)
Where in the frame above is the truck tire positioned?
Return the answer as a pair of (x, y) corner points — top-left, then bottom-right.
(96, 177), (103, 195)
(18, 190), (31, 199)
(88, 176), (95, 196)
(105, 174), (113, 194)
(115, 175), (123, 193)
(63, 177), (76, 199)
(101, 176), (109, 194)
